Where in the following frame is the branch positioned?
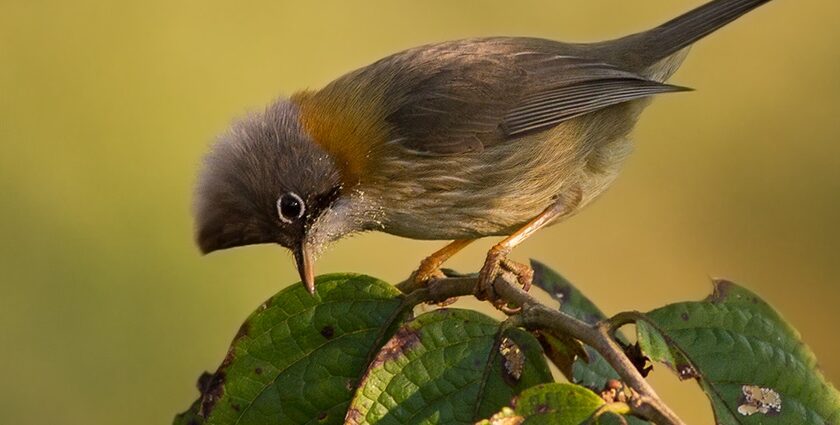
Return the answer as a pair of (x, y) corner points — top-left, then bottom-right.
(396, 273), (685, 425)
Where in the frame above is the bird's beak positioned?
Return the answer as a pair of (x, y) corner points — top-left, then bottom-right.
(294, 242), (316, 295)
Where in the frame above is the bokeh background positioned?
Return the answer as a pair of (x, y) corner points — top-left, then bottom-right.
(2, 0), (838, 423)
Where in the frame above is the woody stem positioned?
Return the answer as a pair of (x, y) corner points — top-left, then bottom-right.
(396, 274), (685, 425)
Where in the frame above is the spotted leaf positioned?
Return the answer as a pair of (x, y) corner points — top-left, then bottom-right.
(346, 309), (553, 424)
(636, 280), (840, 424)
(173, 274), (412, 425)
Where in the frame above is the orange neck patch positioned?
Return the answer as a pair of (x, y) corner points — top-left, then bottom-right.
(292, 87), (391, 186)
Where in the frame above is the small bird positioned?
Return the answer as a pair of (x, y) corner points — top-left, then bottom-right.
(194, 0), (775, 298)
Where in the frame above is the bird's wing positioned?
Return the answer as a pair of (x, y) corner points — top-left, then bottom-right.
(385, 54), (527, 155)
(502, 76), (688, 136)
(381, 39), (687, 155)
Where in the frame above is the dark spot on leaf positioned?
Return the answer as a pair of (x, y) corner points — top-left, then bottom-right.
(356, 326), (421, 393)
(233, 322), (250, 342)
(220, 347), (235, 369)
(198, 371), (226, 418)
(196, 371), (213, 393)
(376, 326), (420, 363)
(677, 363), (698, 380)
(231, 403), (241, 412)
(681, 312), (690, 321)
(316, 411), (328, 421)
(320, 325), (335, 339)
(553, 285), (571, 305)
(344, 407), (363, 425)
(707, 279), (736, 303)
(536, 404), (551, 414)
(254, 367), (262, 375)
(530, 260), (571, 305)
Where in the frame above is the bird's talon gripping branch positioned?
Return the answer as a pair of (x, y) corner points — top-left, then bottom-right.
(410, 240), (475, 305)
(476, 247), (509, 302)
(486, 258), (533, 314)
(501, 258), (533, 293)
(411, 267), (459, 306)
(410, 266), (446, 287)
(476, 247), (534, 315)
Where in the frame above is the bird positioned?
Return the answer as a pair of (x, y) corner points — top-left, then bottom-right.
(194, 0), (776, 300)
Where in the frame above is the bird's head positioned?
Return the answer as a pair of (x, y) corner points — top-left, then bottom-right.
(194, 99), (347, 294)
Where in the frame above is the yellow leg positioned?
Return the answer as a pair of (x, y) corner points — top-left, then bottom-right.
(414, 239), (475, 284)
(477, 188), (582, 303)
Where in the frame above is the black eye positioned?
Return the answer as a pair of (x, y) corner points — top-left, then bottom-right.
(277, 192), (305, 223)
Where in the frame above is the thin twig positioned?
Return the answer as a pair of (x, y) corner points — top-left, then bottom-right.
(607, 311), (649, 333)
(396, 273), (685, 425)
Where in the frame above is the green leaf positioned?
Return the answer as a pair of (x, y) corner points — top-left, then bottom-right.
(636, 279), (840, 424)
(173, 397), (203, 425)
(478, 383), (633, 425)
(530, 260), (625, 390)
(511, 383), (607, 424)
(347, 308), (553, 424)
(174, 274), (411, 425)
(530, 261), (649, 425)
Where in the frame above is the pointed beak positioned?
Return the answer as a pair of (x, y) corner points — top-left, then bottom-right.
(293, 242), (316, 295)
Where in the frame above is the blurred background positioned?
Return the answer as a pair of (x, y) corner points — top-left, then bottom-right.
(1, 0), (838, 423)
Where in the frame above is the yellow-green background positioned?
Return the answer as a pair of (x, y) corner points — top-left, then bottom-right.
(2, 0), (838, 423)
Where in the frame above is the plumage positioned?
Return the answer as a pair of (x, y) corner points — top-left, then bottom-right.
(193, 0), (777, 293)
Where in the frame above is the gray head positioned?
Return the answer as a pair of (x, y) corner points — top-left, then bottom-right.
(194, 99), (343, 293)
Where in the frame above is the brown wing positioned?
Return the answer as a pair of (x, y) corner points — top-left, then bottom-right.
(377, 38), (688, 155)
(383, 46), (527, 155)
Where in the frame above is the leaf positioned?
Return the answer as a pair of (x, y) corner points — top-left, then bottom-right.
(530, 260), (626, 391)
(174, 274), (412, 425)
(511, 383), (608, 424)
(479, 383), (631, 425)
(636, 279), (840, 424)
(173, 397), (203, 425)
(346, 308), (553, 424)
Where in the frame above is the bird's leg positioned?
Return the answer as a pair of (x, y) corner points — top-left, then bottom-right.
(476, 189), (582, 309)
(412, 239), (475, 306)
(413, 239), (475, 284)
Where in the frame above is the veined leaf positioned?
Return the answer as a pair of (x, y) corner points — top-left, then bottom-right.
(530, 261), (648, 425)
(347, 308), (553, 424)
(173, 274), (411, 425)
(636, 280), (840, 424)
(479, 383), (629, 425)
(530, 261), (628, 391)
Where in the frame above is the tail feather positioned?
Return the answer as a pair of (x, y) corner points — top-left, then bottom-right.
(602, 0), (774, 71)
(649, 0), (773, 59)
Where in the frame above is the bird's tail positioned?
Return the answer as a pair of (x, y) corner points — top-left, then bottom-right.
(602, 0), (775, 71)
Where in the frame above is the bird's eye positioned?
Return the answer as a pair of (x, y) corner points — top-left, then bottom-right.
(277, 192), (305, 223)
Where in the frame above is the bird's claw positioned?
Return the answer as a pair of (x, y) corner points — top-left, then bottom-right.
(476, 248), (533, 313)
(411, 261), (458, 307)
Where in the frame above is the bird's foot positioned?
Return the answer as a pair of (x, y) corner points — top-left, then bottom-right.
(411, 259), (458, 307)
(476, 247), (533, 314)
